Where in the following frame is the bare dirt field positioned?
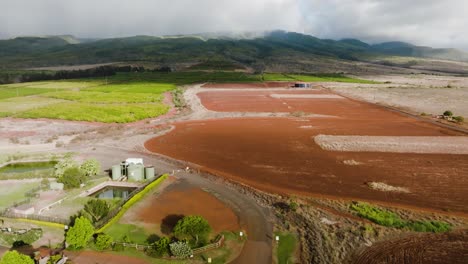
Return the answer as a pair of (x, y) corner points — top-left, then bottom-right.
(326, 74), (468, 118)
(146, 90), (468, 214)
(202, 82), (294, 89)
(314, 135), (468, 154)
(127, 179), (240, 235)
(352, 229), (468, 264)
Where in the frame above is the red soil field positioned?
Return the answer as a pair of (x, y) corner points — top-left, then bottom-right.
(198, 90), (407, 118)
(136, 181), (240, 234)
(146, 95), (468, 214)
(202, 82), (294, 88)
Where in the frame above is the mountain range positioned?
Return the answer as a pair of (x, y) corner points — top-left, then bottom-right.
(1, 31), (467, 69)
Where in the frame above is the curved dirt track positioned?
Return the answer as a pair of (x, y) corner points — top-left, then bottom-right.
(352, 230), (468, 264)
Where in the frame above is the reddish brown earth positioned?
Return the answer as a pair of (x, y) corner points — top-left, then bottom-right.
(67, 250), (149, 264)
(202, 82), (294, 88)
(198, 90), (352, 114)
(145, 86), (468, 214)
(352, 230), (468, 264)
(136, 181), (240, 234)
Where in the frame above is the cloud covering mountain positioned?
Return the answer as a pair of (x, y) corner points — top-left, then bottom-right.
(1, 0), (466, 50)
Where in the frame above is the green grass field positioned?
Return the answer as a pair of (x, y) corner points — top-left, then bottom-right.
(0, 71), (376, 122)
(275, 232), (297, 264)
(17, 102), (169, 123)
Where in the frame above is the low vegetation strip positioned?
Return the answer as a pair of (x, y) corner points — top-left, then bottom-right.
(98, 174), (168, 233)
(314, 135), (468, 154)
(42, 91), (164, 103)
(350, 202), (451, 233)
(17, 102), (169, 123)
(262, 73), (378, 84)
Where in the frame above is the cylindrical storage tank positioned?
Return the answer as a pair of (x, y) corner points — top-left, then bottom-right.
(128, 164), (145, 181)
(145, 166), (155, 180)
(112, 165), (121, 180)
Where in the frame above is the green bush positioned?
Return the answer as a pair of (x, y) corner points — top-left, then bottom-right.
(80, 159), (100, 177)
(58, 167), (86, 189)
(95, 233), (113, 250)
(350, 202), (405, 228)
(146, 237), (170, 258)
(443, 110), (453, 117)
(66, 216), (95, 249)
(0, 250), (34, 264)
(453, 116), (464, 123)
(351, 202), (451, 232)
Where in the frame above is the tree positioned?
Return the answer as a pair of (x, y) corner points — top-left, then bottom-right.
(66, 216), (95, 249)
(173, 215), (211, 244)
(95, 233), (113, 250)
(59, 167), (86, 189)
(83, 199), (109, 222)
(443, 110), (453, 117)
(169, 241), (193, 258)
(146, 237), (170, 258)
(0, 250), (34, 264)
(54, 154), (78, 178)
(80, 159), (100, 177)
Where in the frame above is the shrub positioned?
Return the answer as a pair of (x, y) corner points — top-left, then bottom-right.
(58, 167), (86, 189)
(350, 202), (405, 228)
(66, 216), (95, 249)
(289, 201), (298, 212)
(443, 110), (453, 117)
(95, 233), (113, 250)
(169, 241), (193, 258)
(146, 237), (170, 258)
(54, 154), (77, 178)
(0, 250), (34, 264)
(80, 159), (101, 177)
(453, 116), (464, 123)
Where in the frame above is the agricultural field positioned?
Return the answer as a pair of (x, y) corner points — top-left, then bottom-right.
(145, 83), (468, 214)
(0, 181), (39, 210)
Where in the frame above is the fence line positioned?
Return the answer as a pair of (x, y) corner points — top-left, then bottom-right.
(111, 235), (225, 255)
(0, 211), (69, 225)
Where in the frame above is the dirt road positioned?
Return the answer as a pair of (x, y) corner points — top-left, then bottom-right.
(73, 145), (274, 264)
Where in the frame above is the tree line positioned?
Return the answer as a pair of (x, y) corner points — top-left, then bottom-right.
(0, 65), (173, 84)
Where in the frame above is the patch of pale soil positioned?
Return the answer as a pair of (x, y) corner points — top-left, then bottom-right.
(367, 182), (410, 193)
(342, 159), (362, 166)
(314, 135), (468, 154)
(270, 94), (344, 99)
(183, 85), (337, 120)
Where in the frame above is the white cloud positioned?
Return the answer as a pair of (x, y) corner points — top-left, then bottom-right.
(0, 0), (467, 49)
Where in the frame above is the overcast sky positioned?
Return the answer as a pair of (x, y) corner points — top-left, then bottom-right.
(1, 0), (467, 50)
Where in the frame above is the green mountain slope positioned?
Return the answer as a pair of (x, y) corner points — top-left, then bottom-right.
(1, 31), (467, 69)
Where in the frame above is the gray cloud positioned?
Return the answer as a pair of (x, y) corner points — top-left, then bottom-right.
(1, 0), (467, 49)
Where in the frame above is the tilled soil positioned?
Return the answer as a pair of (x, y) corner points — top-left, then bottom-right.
(145, 103), (468, 214)
(351, 230), (468, 264)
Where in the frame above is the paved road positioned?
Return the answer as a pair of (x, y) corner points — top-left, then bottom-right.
(82, 145), (274, 264)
